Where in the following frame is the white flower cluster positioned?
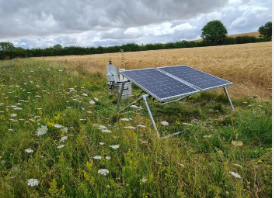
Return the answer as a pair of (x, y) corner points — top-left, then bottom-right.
(27, 178), (39, 187)
(36, 125), (48, 136)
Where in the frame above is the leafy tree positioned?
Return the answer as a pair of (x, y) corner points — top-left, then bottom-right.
(0, 42), (15, 51)
(53, 44), (62, 49)
(258, 22), (272, 39)
(201, 20), (228, 43)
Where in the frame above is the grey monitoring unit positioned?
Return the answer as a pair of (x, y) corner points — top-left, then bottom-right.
(117, 65), (234, 139)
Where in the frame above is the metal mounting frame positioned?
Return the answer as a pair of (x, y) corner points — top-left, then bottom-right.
(117, 84), (234, 139)
(117, 86), (184, 139)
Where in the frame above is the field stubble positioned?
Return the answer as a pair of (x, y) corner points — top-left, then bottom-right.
(35, 42), (272, 100)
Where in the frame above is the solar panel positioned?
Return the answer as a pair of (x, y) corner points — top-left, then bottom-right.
(120, 68), (198, 102)
(158, 65), (232, 90)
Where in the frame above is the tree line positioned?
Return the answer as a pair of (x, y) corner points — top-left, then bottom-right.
(0, 21), (271, 60)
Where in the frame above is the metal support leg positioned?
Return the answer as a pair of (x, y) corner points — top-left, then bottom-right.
(116, 82), (125, 113)
(119, 95), (144, 113)
(143, 94), (160, 138)
(118, 93), (183, 139)
(223, 87), (234, 111)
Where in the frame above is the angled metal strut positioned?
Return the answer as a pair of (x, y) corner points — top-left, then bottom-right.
(117, 90), (183, 139)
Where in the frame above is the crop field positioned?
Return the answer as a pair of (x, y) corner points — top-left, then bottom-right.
(35, 42), (272, 100)
(194, 32), (261, 42)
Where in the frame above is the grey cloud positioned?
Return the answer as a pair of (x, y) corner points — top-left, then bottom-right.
(0, 0), (228, 39)
(99, 29), (142, 40)
(1, 0), (271, 49)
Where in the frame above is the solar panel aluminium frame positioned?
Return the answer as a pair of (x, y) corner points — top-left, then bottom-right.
(120, 68), (199, 102)
(157, 65), (233, 91)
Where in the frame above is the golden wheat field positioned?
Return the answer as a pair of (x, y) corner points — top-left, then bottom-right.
(194, 32), (260, 42)
(34, 42), (272, 99)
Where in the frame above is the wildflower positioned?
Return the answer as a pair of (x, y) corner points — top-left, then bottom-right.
(94, 97), (99, 101)
(203, 135), (212, 138)
(98, 125), (106, 129)
(25, 148), (34, 153)
(87, 111), (92, 114)
(14, 107), (22, 110)
(93, 156), (102, 160)
(137, 124), (146, 128)
(130, 105), (142, 109)
(124, 126), (136, 129)
(89, 100), (95, 105)
(231, 141), (243, 146)
(59, 136), (68, 143)
(233, 164), (243, 168)
(60, 127), (68, 133)
(27, 179), (39, 187)
(99, 142), (104, 145)
(110, 145), (120, 149)
(121, 118), (132, 122)
(140, 178), (147, 183)
(102, 129), (112, 133)
(10, 113), (17, 117)
(36, 125), (48, 136)
(243, 101), (248, 104)
(177, 163), (184, 167)
(229, 171), (241, 179)
(98, 169), (109, 176)
(105, 156), (111, 160)
(257, 160), (262, 163)
(193, 119), (198, 122)
(57, 145), (65, 149)
(161, 121), (169, 126)
(54, 124), (63, 129)
(8, 128), (14, 132)
(82, 93), (88, 97)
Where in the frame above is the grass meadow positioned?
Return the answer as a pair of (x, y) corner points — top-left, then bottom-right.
(0, 58), (272, 197)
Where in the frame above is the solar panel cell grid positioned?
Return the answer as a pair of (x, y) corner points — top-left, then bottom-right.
(159, 65), (232, 90)
(121, 68), (198, 101)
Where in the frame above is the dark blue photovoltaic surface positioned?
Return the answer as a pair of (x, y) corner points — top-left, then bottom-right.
(159, 65), (232, 90)
(121, 68), (198, 101)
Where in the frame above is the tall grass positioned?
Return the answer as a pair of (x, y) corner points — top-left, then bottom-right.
(0, 59), (271, 197)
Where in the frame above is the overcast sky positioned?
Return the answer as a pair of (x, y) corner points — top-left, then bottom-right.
(0, 0), (272, 49)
